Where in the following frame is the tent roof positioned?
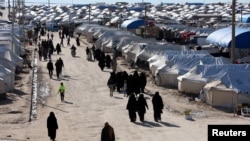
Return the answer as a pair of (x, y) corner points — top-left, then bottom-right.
(240, 14), (250, 23)
(127, 7), (143, 12)
(206, 26), (250, 48)
(221, 71), (250, 94)
(121, 18), (145, 29)
(97, 5), (117, 10)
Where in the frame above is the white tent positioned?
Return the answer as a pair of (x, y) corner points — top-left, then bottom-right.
(0, 47), (23, 67)
(101, 34), (138, 53)
(122, 38), (161, 64)
(148, 50), (209, 77)
(137, 43), (189, 63)
(0, 40), (26, 56)
(156, 54), (215, 88)
(87, 26), (110, 42)
(0, 65), (14, 93)
(116, 36), (142, 52)
(0, 57), (16, 71)
(95, 30), (133, 51)
(201, 71), (250, 108)
(178, 64), (250, 95)
(123, 42), (144, 64)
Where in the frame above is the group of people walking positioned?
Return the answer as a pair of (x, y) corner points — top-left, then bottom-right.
(126, 92), (164, 122)
(42, 26), (166, 141)
(46, 57), (64, 79)
(107, 70), (147, 97)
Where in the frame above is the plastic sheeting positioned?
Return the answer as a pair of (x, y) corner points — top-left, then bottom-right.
(221, 71), (250, 94)
(121, 18), (145, 29)
(156, 54), (214, 87)
(148, 50), (209, 77)
(0, 47), (23, 67)
(240, 14), (250, 23)
(0, 65), (13, 93)
(201, 72), (250, 108)
(206, 26), (250, 48)
(177, 64), (250, 95)
(100, 34), (139, 53)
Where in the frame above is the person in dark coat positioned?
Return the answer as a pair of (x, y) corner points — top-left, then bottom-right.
(139, 72), (147, 93)
(107, 72), (116, 97)
(122, 71), (129, 81)
(57, 57), (64, 75)
(152, 91), (164, 122)
(47, 112), (58, 141)
(126, 94), (137, 122)
(101, 122), (115, 141)
(38, 45), (42, 61)
(132, 71), (140, 96)
(56, 43), (61, 55)
(47, 60), (54, 79)
(86, 47), (90, 55)
(137, 94), (148, 122)
(76, 36), (80, 46)
(55, 59), (63, 79)
(105, 54), (112, 68)
(98, 52), (106, 71)
(94, 48), (101, 61)
(86, 47), (91, 61)
(115, 71), (124, 93)
(51, 33), (54, 40)
(67, 37), (70, 46)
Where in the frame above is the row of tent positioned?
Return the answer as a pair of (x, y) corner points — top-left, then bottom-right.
(75, 24), (250, 109)
(0, 22), (25, 95)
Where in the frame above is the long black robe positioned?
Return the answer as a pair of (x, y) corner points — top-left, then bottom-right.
(126, 94), (137, 122)
(47, 112), (58, 140)
(152, 92), (164, 122)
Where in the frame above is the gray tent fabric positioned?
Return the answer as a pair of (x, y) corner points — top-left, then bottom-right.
(0, 47), (23, 66)
(0, 65), (13, 93)
(177, 64), (250, 95)
(221, 71), (250, 94)
(201, 71), (250, 108)
(206, 26), (250, 48)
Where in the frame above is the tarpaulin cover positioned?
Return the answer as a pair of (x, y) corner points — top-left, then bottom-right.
(121, 18), (145, 29)
(206, 26), (250, 48)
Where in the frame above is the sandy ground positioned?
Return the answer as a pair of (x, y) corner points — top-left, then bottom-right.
(0, 8), (250, 141)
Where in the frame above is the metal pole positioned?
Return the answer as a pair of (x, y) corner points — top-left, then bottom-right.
(144, 2), (147, 38)
(109, 7), (111, 28)
(8, 0), (10, 20)
(231, 0), (236, 64)
(142, 0), (147, 38)
(241, 7), (242, 23)
(12, 0), (15, 52)
(11, 0), (15, 92)
(88, 4), (91, 24)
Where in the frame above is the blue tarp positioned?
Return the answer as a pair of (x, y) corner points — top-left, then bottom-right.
(121, 18), (145, 29)
(127, 7), (143, 12)
(240, 14), (250, 23)
(185, 2), (204, 5)
(221, 71), (250, 94)
(97, 5), (117, 10)
(206, 26), (250, 48)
